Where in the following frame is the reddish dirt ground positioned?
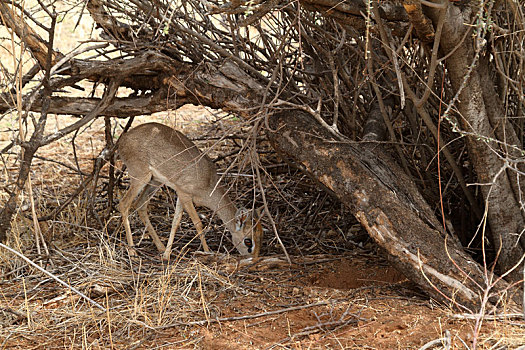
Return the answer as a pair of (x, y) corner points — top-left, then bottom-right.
(1, 113), (524, 349)
(148, 255), (523, 349)
(1, 250), (524, 349)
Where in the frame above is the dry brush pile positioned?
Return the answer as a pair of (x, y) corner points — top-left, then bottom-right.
(1, 0), (525, 347)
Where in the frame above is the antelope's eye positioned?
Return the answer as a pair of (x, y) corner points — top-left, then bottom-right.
(244, 238), (253, 249)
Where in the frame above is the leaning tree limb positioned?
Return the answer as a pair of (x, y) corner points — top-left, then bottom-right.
(267, 110), (519, 311)
(0, 1), (62, 67)
(2, 0), (524, 310)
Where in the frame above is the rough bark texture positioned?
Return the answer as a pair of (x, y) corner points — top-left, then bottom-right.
(1, 0), (524, 308)
(427, 4), (525, 280)
(401, 0), (435, 42)
(268, 111), (517, 311)
(0, 1), (62, 67)
(0, 56), (265, 118)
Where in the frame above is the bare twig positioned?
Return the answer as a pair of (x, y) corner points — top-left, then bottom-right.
(0, 243), (106, 311)
(156, 300), (331, 328)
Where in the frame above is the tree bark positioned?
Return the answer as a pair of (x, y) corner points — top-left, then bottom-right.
(2, 0), (523, 308)
(425, 4), (525, 280)
(267, 110), (518, 311)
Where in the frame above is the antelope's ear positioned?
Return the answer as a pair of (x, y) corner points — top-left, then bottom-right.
(235, 208), (249, 230)
(255, 206), (263, 219)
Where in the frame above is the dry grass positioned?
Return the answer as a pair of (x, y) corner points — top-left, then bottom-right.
(1, 247), (524, 348)
(1, 110), (524, 349)
(1, 3), (524, 349)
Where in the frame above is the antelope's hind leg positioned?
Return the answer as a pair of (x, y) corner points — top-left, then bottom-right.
(135, 181), (166, 254)
(119, 174), (151, 256)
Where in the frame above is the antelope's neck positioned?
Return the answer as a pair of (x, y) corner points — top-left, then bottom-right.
(205, 186), (238, 233)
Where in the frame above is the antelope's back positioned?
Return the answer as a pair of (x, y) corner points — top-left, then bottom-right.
(119, 123), (218, 191)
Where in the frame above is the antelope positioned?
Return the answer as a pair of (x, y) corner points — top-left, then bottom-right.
(118, 122), (263, 260)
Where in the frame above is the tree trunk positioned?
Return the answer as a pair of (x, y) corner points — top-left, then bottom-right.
(267, 110), (518, 311)
(426, 4), (525, 280)
(2, 0), (523, 310)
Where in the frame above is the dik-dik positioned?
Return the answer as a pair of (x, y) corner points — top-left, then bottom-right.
(118, 122), (263, 260)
